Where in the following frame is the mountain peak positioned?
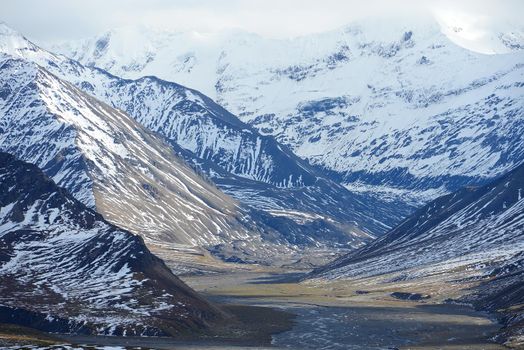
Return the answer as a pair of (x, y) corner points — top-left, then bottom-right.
(0, 21), (17, 34)
(0, 22), (36, 55)
(0, 21), (25, 40)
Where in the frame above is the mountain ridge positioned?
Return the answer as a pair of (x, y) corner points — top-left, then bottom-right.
(0, 23), (404, 257)
(52, 19), (524, 208)
(0, 54), (285, 266)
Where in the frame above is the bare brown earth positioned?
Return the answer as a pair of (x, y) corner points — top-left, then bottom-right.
(0, 323), (62, 348)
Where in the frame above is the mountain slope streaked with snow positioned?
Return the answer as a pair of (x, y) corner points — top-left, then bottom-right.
(0, 54), (294, 265)
(0, 22), (402, 247)
(0, 51), (380, 269)
(0, 152), (222, 336)
(311, 160), (524, 346)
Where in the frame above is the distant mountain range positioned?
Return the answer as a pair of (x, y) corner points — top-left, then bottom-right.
(54, 18), (524, 207)
(0, 15), (523, 347)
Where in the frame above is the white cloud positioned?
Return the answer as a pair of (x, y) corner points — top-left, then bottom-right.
(1, 0), (522, 42)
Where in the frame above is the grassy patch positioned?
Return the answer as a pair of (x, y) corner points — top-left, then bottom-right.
(0, 323), (62, 347)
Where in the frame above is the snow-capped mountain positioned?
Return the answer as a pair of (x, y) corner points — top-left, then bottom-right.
(311, 160), (524, 346)
(0, 22), (403, 250)
(0, 53), (294, 266)
(0, 51), (382, 270)
(313, 162), (524, 279)
(55, 18), (524, 206)
(434, 12), (524, 55)
(0, 152), (222, 336)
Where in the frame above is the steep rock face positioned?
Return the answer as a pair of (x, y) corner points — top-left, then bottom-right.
(0, 23), (399, 245)
(55, 19), (524, 206)
(108, 77), (315, 189)
(0, 152), (222, 335)
(311, 162), (524, 346)
(0, 54), (282, 263)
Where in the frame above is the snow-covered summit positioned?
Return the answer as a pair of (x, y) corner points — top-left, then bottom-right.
(433, 11), (524, 54)
(51, 16), (524, 207)
(50, 15), (523, 96)
(0, 22), (38, 54)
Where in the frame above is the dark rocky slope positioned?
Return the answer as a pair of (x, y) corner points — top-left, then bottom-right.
(311, 162), (524, 346)
(0, 152), (222, 336)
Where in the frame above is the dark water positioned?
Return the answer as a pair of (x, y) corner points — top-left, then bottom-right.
(272, 303), (503, 350)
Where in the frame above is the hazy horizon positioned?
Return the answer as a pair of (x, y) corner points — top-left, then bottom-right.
(2, 0), (523, 44)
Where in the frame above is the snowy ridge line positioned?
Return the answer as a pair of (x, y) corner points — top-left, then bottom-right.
(52, 19), (524, 207)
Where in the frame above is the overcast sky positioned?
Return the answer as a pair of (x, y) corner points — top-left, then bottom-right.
(2, 0), (523, 42)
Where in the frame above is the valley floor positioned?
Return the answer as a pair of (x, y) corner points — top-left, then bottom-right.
(184, 269), (507, 350)
(3, 268), (510, 350)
